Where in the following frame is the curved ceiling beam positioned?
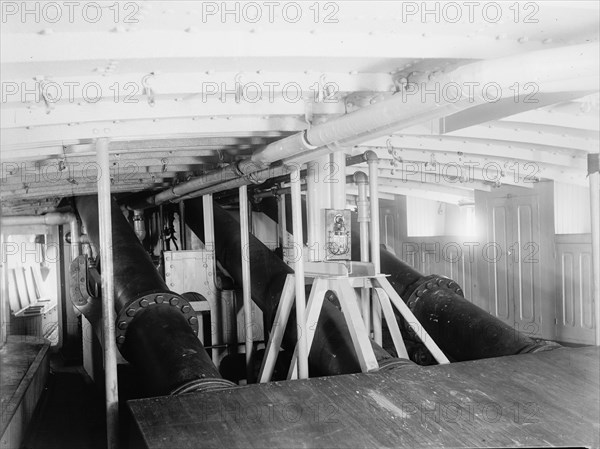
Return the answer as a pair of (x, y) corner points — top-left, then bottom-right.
(346, 165), (490, 192)
(353, 147), (586, 186)
(361, 135), (588, 165)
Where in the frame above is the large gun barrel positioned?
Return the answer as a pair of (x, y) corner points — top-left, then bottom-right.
(380, 252), (556, 361)
(75, 195), (233, 396)
(183, 198), (404, 376)
(255, 195), (556, 362)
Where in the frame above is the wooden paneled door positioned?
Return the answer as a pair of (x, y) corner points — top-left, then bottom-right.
(477, 182), (555, 340)
(555, 234), (595, 344)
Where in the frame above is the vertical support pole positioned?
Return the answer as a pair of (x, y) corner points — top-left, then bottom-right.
(318, 155), (332, 212)
(367, 151), (382, 345)
(306, 160), (322, 261)
(311, 155), (332, 261)
(179, 201), (187, 250)
(588, 153), (600, 345)
(278, 194), (287, 250)
(95, 137), (119, 449)
(239, 185), (254, 382)
(331, 151), (346, 210)
(202, 194), (220, 365)
(354, 172), (371, 326)
(0, 233), (8, 348)
(290, 166), (309, 379)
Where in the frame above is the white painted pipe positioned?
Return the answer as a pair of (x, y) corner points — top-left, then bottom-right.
(305, 156), (330, 261)
(1, 212), (80, 260)
(0, 233), (7, 348)
(95, 137), (119, 449)
(135, 133), (311, 207)
(306, 160), (321, 262)
(589, 153), (600, 346)
(331, 151), (347, 210)
(367, 152), (382, 345)
(290, 166), (309, 379)
(305, 43), (599, 148)
(202, 194), (221, 365)
(278, 194), (287, 252)
(354, 171), (371, 326)
(239, 185), (254, 381)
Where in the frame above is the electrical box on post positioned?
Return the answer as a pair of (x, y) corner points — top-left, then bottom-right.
(324, 209), (352, 261)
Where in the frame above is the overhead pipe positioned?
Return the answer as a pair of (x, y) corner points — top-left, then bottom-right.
(74, 195), (235, 396)
(129, 42), (598, 210)
(130, 133), (311, 209)
(250, 153), (372, 195)
(183, 198), (404, 377)
(222, 156), (366, 204)
(174, 152), (366, 206)
(1, 212), (80, 260)
(253, 174), (358, 200)
(256, 196), (559, 362)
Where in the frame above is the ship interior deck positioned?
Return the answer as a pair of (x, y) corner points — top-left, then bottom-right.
(128, 346), (599, 449)
(1, 2), (599, 449)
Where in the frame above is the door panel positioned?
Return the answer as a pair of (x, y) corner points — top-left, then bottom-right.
(480, 189), (547, 338)
(514, 201), (540, 329)
(560, 252), (575, 326)
(555, 235), (595, 343)
(490, 202), (511, 321)
(580, 252), (593, 329)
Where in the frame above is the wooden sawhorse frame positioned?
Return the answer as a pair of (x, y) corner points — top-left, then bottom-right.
(258, 266), (449, 382)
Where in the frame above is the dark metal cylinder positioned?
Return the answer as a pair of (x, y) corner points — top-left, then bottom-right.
(382, 257), (558, 361)
(184, 198), (395, 376)
(256, 196), (557, 362)
(75, 195), (231, 396)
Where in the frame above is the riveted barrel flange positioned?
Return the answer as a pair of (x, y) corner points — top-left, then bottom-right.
(406, 274), (464, 309)
(115, 291), (199, 352)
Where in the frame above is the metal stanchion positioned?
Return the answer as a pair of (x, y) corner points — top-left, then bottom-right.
(202, 194), (221, 365)
(290, 166), (309, 379)
(95, 137), (119, 449)
(367, 151), (382, 345)
(239, 185), (254, 381)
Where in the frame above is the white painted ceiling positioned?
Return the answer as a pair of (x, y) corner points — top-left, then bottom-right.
(1, 1), (598, 214)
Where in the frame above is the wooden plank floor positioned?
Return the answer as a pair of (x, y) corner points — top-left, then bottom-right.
(128, 347), (600, 448)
